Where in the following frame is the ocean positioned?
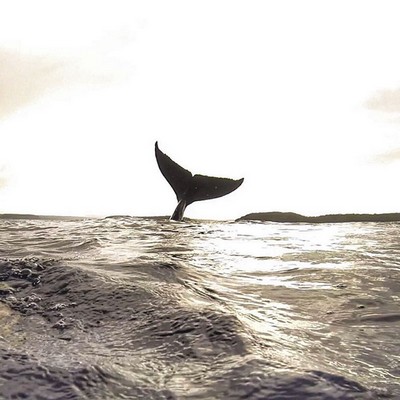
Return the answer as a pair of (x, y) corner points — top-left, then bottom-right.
(0, 216), (399, 399)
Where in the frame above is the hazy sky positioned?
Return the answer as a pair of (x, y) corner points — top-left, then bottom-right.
(1, 1), (400, 220)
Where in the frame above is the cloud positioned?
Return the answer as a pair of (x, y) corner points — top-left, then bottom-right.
(0, 50), (62, 118)
(373, 148), (400, 164)
(0, 165), (8, 189)
(366, 89), (400, 163)
(0, 43), (132, 119)
(365, 89), (400, 113)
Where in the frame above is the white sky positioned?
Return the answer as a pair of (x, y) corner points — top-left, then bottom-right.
(1, 0), (400, 220)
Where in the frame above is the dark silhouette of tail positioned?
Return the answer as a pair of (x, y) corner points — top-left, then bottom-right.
(155, 142), (244, 221)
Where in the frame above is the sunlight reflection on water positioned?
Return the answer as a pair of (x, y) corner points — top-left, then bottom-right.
(165, 220), (400, 392)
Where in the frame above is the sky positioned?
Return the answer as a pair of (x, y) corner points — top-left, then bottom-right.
(1, 0), (400, 220)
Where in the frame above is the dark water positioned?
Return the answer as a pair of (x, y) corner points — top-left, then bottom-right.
(0, 216), (399, 399)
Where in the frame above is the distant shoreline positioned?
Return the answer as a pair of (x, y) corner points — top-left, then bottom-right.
(2, 212), (400, 223)
(236, 212), (400, 223)
(0, 213), (84, 221)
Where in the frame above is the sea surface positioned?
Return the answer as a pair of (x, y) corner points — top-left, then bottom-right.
(0, 216), (399, 399)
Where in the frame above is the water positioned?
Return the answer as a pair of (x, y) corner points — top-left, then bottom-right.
(0, 216), (399, 399)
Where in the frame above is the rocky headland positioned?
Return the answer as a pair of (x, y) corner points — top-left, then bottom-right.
(236, 212), (400, 223)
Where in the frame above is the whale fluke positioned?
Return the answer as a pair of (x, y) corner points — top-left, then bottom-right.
(155, 142), (244, 221)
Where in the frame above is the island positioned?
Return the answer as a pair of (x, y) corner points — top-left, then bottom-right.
(236, 212), (400, 223)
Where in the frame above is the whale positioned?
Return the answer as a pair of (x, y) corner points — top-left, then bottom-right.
(155, 142), (244, 221)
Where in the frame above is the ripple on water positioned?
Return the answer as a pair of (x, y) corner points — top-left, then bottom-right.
(0, 257), (382, 399)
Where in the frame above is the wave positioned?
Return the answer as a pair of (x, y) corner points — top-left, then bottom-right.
(0, 257), (385, 399)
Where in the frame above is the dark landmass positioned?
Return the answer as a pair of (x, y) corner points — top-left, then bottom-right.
(104, 215), (133, 219)
(0, 213), (84, 221)
(3, 212), (400, 224)
(237, 212), (400, 223)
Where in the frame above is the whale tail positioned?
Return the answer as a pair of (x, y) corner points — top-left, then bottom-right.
(155, 142), (244, 221)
